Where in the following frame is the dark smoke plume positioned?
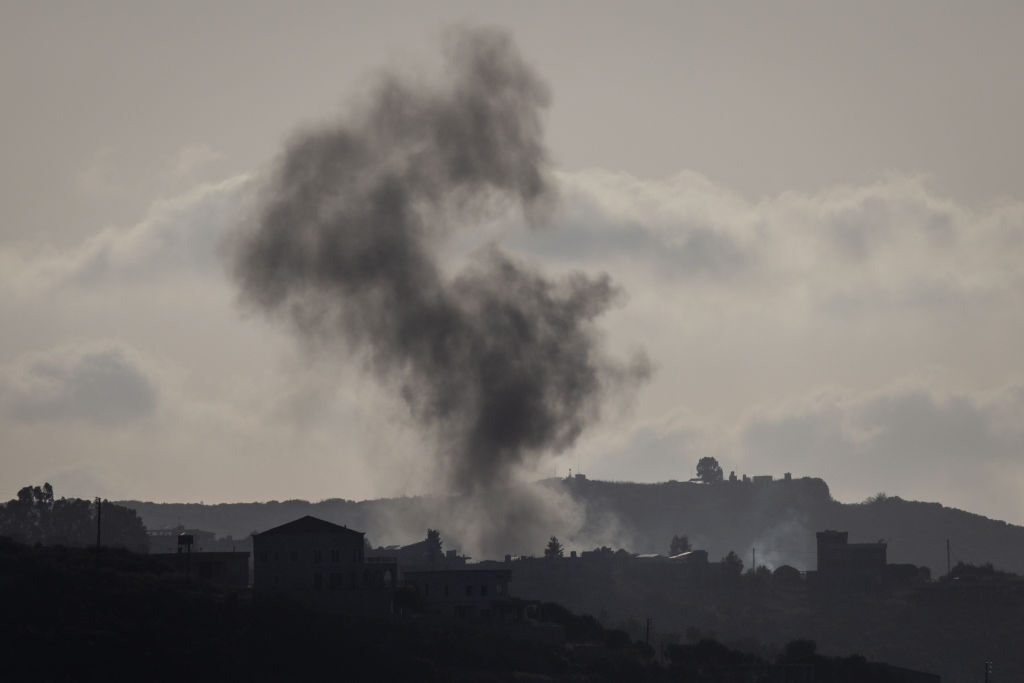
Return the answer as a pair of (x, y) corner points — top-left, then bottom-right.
(233, 27), (648, 500)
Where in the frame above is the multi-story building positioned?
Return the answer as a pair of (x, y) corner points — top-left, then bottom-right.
(252, 515), (395, 610)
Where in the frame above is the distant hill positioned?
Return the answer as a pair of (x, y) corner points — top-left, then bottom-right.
(548, 477), (1024, 575)
(121, 476), (1024, 574)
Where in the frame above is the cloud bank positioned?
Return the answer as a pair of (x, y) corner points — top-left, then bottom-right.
(2, 120), (1023, 528)
(1, 344), (157, 427)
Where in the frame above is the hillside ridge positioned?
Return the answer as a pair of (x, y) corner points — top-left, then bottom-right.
(120, 476), (1024, 574)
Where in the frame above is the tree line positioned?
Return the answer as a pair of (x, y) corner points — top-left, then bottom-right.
(0, 483), (148, 553)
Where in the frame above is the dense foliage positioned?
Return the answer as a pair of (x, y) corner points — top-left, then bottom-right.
(668, 534), (691, 555)
(0, 483), (147, 552)
(695, 457), (724, 483)
(545, 535), (565, 559)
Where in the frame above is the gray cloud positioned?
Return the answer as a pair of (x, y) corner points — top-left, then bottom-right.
(547, 171), (1024, 307)
(587, 416), (700, 484)
(0, 175), (251, 293)
(492, 172), (752, 280)
(2, 346), (158, 427)
(740, 386), (1024, 517)
(506, 212), (748, 280)
(70, 175), (250, 287)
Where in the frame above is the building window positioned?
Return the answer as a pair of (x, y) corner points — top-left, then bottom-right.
(480, 584), (487, 597)
(273, 552), (279, 562)
(290, 550), (298, 562)
(313, 573), (323, 590)
(444, 584), (449, 597)
(273, 575), (280, 586)
(313, 549), (323, 563)
(331, 549), (340, 563)
(329, 573), (342, 590)
(352, 549), (358, 563)
(424, 584), (430, 597)
(465, 585), (473, 597)
(496, 582), (504, 596)
(259, 552), (268, 563)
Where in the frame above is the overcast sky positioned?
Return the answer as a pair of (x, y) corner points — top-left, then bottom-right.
(2, 1), (1023, 525)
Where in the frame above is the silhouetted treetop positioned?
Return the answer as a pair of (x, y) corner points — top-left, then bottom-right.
(721, 550), (743, 576)
(669, 534), (691, 555)
(0, 483), (147, 552)
(544, 536), (564, 559)
(696, 457), (724, 483)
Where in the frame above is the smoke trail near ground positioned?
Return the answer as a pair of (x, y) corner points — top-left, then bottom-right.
(231, 27), (648, 553)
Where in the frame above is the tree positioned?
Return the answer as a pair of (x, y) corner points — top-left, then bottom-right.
(50, 496), (94, 547)
(1, 483), (55, 544)
(696, 457), (723, 484)
(98, 500), (149, 553)
(669, 534), (692, 555)
(0, 484), (147, 552)
(544, 536), (564, 559)
(425, 529), (442, 563)
(721, 551), (743, 576)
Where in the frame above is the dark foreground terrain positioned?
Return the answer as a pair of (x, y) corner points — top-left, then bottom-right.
(506, 553), (1022, 682)
(1, 538), (936, 682)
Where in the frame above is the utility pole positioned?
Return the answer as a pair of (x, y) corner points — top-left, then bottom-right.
(95, 497), (102, 551)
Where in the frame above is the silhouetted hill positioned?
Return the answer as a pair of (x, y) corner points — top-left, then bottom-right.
(549, 477), (1024, 575)
(122, 476), (1024, 574)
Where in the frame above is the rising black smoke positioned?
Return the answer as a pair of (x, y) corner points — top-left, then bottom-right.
(232, 27), (648, 519)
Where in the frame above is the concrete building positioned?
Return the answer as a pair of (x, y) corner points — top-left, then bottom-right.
(151, 551), (250, 588)
(366, 529), (467, 571)
(147, 526), (217, 554)
(252, 515), (395, 610)
(403, 568), (513, 619)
